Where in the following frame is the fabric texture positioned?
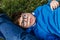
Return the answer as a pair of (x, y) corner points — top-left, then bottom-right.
(0, 13), (38, 40)
(26, 4), (60, 40)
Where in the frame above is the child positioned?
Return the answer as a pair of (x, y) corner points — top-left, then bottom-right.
(12, 4), (60, 40)
(0, 9), (38, 40)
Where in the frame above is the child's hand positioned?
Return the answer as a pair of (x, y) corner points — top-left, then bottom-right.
(50, 0), (59, 10)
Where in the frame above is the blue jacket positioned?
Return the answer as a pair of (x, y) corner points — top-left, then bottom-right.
(26, 5), (60, 40)
(0, 13), (38, 40)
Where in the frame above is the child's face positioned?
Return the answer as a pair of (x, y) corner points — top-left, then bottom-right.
(18, 13), (36, 28)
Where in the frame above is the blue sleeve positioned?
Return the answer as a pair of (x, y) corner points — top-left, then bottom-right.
(47, 7), (60, 37)
(32, 6), (42, 18)
(45, 34), (60, 40)
(33, 5), (60, 39)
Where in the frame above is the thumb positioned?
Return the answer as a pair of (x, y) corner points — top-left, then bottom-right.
(50, 6), (53, 11)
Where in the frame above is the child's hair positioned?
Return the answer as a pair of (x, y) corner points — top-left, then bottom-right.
(12, 11), (23, 25)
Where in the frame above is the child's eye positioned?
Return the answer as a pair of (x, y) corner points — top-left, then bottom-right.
(23, 15), (27, 19)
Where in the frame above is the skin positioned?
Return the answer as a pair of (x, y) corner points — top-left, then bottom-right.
(50, 0), (59, 10)
(18, 13), (36, 28)
(17, 0), (59, 28)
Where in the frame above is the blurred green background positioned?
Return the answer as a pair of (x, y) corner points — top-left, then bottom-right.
(0, 0), (48, 18)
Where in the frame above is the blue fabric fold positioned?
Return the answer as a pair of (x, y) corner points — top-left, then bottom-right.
(0, 14), (38, 40)
(26, 4), (60, 40)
